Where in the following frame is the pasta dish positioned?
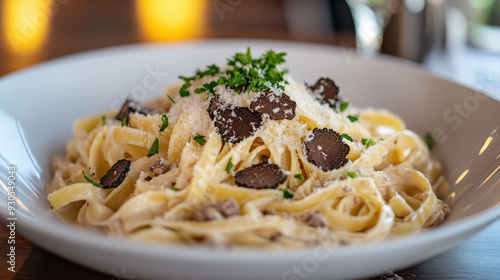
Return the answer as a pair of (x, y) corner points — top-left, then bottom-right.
(46, 48), (449, 247)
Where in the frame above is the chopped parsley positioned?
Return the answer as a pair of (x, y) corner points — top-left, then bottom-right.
(147, 138), (159, 157)
(347, 171), (357, 179)
(101, 115), (106, 125)
(339, 102), (349, 113)
(171, 184), (180, 191)
(167, 94), (176, 104)
(195, 81), (219, 96)
(121, 118), (127, 127)
(294, 174), (304, 182)
(193, 133), (206, 145)
(280, 188), (294, 199)
(362, 138), (377, 147)
(82, 171), (102, 188)
(424, 133), (435, 151)
(178, 47), (288, 97)
(225, 157), (234, 174)
(194, 87), (206, 94)
(340, 133), (353, 142)
(347, 115), (358, 122)
(179, 64), (220, 97)
(159, 114), (169, 132)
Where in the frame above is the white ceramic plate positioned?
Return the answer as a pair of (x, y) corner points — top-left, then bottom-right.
(1, 40), (499, 280)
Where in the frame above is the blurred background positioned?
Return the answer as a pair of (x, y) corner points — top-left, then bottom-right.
(0, 0), (499, 95)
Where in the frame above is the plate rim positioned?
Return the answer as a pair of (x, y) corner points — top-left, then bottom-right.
(1, 39), (499, 273)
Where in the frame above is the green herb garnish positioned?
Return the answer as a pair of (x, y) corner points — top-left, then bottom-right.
(147, 138), (159, 157)
(177, 47), (287, 97)
(121, 118), (127, 127)
(362, 138), (376, 147)
(280, 188), (294, 199)
(159, 114), (169, 132)
(347, 171), (357, 179)
(101, 115), (106, 125)
(424, 133), (435, 151)
(294, 174), (304, 182)
(167, 94), (176, 104)
(82, 171), (102, 188)
(340, 102), (349, 113)
(178, 64), (220, 97)
(194, 87), (206, 94)
(340, 133), (353, 142)
(171, 184), (180, 191)
(193, 133), (206, 145)
(226, 157), (234, 174)
(347, 115), (358, 122)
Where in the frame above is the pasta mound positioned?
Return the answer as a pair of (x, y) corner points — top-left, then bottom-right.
(46, 52), (449, 247)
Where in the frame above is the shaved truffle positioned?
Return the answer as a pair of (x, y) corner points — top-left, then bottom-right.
(191, 206), (222, 222)
(235, 161), (287, 189)
(305, 128), (350, 171)
(249, 90), (296, 120)
(190, 198), (241, 221)
(207, 95), (222, 120)
(149, 159), (169, 176)
(303, 212), (327, 228)
(219, 198), (241, 217)
(115, 98), (150, 121)
(310, 78), (339, 108)
(99, 159), (131, 189)
(213, 105), (263, 143)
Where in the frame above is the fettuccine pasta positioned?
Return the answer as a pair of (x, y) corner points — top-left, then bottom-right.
(46, 49), (449, 247)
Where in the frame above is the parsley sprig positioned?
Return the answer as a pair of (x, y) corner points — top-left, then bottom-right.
(362, 138), (377, 147)
(179, 64), (220, 97)
(193, 133), (206, 145)
(424, 133), (435, 151)
(280, 188), (294, 199)
(178, 47), (288, 97)
(294, 174), (304, 182)
(159, 114), (169, 132)
(340, 133), (353, 142)
(347, 115), (358, 122)
(82, 171), (103, 188)
(167, 94), (176, 104)
(226, 158), (234, 174)
(147, 138), (159, 157)
(340, 102), (349, 113)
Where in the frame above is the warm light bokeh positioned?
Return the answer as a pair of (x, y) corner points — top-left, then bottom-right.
(1, 0), (51, 55)
(136, 0), (206, 41)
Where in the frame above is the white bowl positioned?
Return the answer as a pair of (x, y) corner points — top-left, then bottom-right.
(1, 40), (499, 280)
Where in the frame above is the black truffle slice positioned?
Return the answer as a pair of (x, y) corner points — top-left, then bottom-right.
(310, 78), (339, 108)
(115, 99), (150, 121)
(213, 105), (263, 143)
(235, 161), (287, 189)
(207, 95), (222, 120)
(305, 128), (350, 171)
(99, 159), (131, 189)
(249, 90), (296, 120)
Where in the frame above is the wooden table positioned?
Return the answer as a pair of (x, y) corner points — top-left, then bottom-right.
(1, 1), (499, 279)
